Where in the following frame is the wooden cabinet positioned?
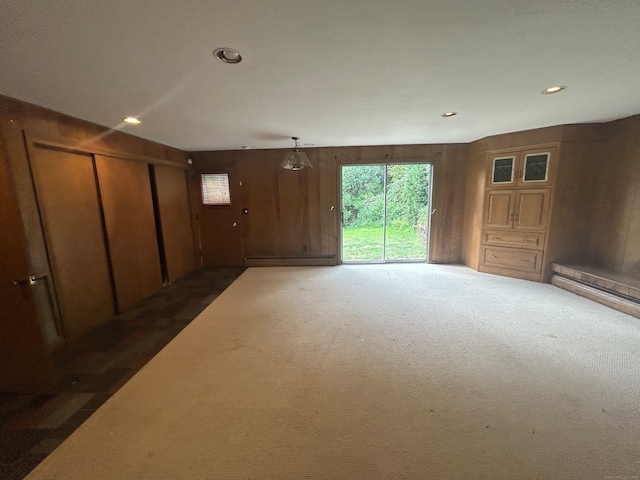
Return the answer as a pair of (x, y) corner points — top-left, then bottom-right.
(476, 146), (555, 281)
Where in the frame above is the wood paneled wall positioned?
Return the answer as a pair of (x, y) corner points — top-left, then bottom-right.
(191, 143), (469, 264)
(589, 115), (640, 276)
(0, 95), (195, 344)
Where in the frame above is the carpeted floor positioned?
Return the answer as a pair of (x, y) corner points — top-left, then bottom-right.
(25, 265), (640, 479)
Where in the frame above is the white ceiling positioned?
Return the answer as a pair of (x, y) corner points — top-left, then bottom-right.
(1, 0), (640, 151)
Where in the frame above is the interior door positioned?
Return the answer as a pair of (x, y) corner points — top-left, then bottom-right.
(194, 164), (244, 266)
(0, 147), (54, 394)
(29, 147), (115, 338)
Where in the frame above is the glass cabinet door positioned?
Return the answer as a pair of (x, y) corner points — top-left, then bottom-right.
(522, 152), (550, 183)
(490, 155), (516, 185)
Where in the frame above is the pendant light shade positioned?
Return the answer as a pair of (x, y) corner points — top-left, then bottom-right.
(281, 137), (312, 170)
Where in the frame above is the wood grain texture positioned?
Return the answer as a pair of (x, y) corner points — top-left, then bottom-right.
(95, 156), (163, 312)
(29, 147), (115, 338)
(193, 143), (467, 266)
(461, 152), (487, 269)
(154, 165), (197, 280)
(0, 138), (54, 394)
(544, 136), (606, 279)
(0, 95), (187, 166)
(588, 116), (640, 277)
(0, 95), (192, 346)
(190, 158), (244, 266)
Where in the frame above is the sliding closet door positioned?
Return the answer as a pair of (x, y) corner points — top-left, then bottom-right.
(29, 147), (114, 338)
(154, 165), (196, 282)
(95, 156), (163, 312)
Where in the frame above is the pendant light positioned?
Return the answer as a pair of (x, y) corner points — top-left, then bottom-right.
(281, 137), (312, 171)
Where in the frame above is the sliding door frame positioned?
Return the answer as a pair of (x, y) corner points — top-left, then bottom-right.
(339, 161), (433, 264)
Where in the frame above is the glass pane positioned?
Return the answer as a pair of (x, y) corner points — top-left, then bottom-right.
(492, 157), (514, 183)
(523, 153), (549, 181)
(201, 173), (231, 205)
(341, 165), (384, 262)
(384, 164), (430, 261)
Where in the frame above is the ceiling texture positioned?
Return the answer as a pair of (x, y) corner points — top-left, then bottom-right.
(1, 0), (640, 151)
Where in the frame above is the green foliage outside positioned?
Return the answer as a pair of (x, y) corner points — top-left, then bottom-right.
(342, 226), (426, 261)
(341, 164), (430, 261)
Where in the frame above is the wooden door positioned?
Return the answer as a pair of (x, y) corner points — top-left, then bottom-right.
(95, 156), (163, 312)
(0, 146), (54, 394)
(484, 190), (515, 229)
(154, 165), (196, 282)
(514, 189), (551, 231)
(195, 164), (244, 266)
(29, 147), (115, 338)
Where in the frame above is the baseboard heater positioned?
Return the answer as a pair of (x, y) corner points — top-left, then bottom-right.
(551, 263), (640, 319)
(244, 256), (337, 267)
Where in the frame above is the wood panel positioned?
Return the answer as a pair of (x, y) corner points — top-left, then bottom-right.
(589, 115), (640, 276)
(29, 147), (114, 338)
(95, 156), (163, 311)
(429, 144), (469, 263)
(0, 140), (54, 393)
(461, 152), (487, 269)
(514, 189), (550, 231)
(0, 95), (187, 167)
(154, 165), (197, 281)
(484, 190), (515, 228)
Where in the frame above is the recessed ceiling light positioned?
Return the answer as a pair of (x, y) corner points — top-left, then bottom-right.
(441, 112), (457, 117)
(123, 116), (141, 124)
(213, 47), (242, 64)
(542, 86), (566, 95)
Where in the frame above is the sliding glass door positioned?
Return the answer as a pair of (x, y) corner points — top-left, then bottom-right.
(341, 163), (431, 263)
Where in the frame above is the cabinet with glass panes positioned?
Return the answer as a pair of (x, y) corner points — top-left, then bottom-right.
(487, 147), (555, 188)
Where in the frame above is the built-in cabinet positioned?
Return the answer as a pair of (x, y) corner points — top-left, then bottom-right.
(475, 147), (556, 281)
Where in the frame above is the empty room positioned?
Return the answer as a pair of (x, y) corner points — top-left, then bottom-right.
(1, 1), (639, 479)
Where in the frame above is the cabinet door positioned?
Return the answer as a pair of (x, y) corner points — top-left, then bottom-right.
(513, 189), (551, 231)
(484, 190), (516, 229)
(488, 153), (517, 187)
(517, 148), (554, 187)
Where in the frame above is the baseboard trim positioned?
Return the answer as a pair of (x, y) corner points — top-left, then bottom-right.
(245, 256), (337, 267)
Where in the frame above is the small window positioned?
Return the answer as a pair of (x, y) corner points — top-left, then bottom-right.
(201, 173), (231, 205)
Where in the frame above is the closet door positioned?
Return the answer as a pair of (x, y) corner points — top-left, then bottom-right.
(154, 165), (196, 282)
(95, 156), (163, 312)
(29, 148), (114, 338)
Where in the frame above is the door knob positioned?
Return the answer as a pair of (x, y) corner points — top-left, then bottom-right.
(11, 275), (46, 286)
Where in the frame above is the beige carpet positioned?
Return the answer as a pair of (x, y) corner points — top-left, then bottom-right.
(27, 265), (640, 479)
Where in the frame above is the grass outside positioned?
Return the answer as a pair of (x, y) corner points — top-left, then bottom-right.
(342, 226), (426, 261)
